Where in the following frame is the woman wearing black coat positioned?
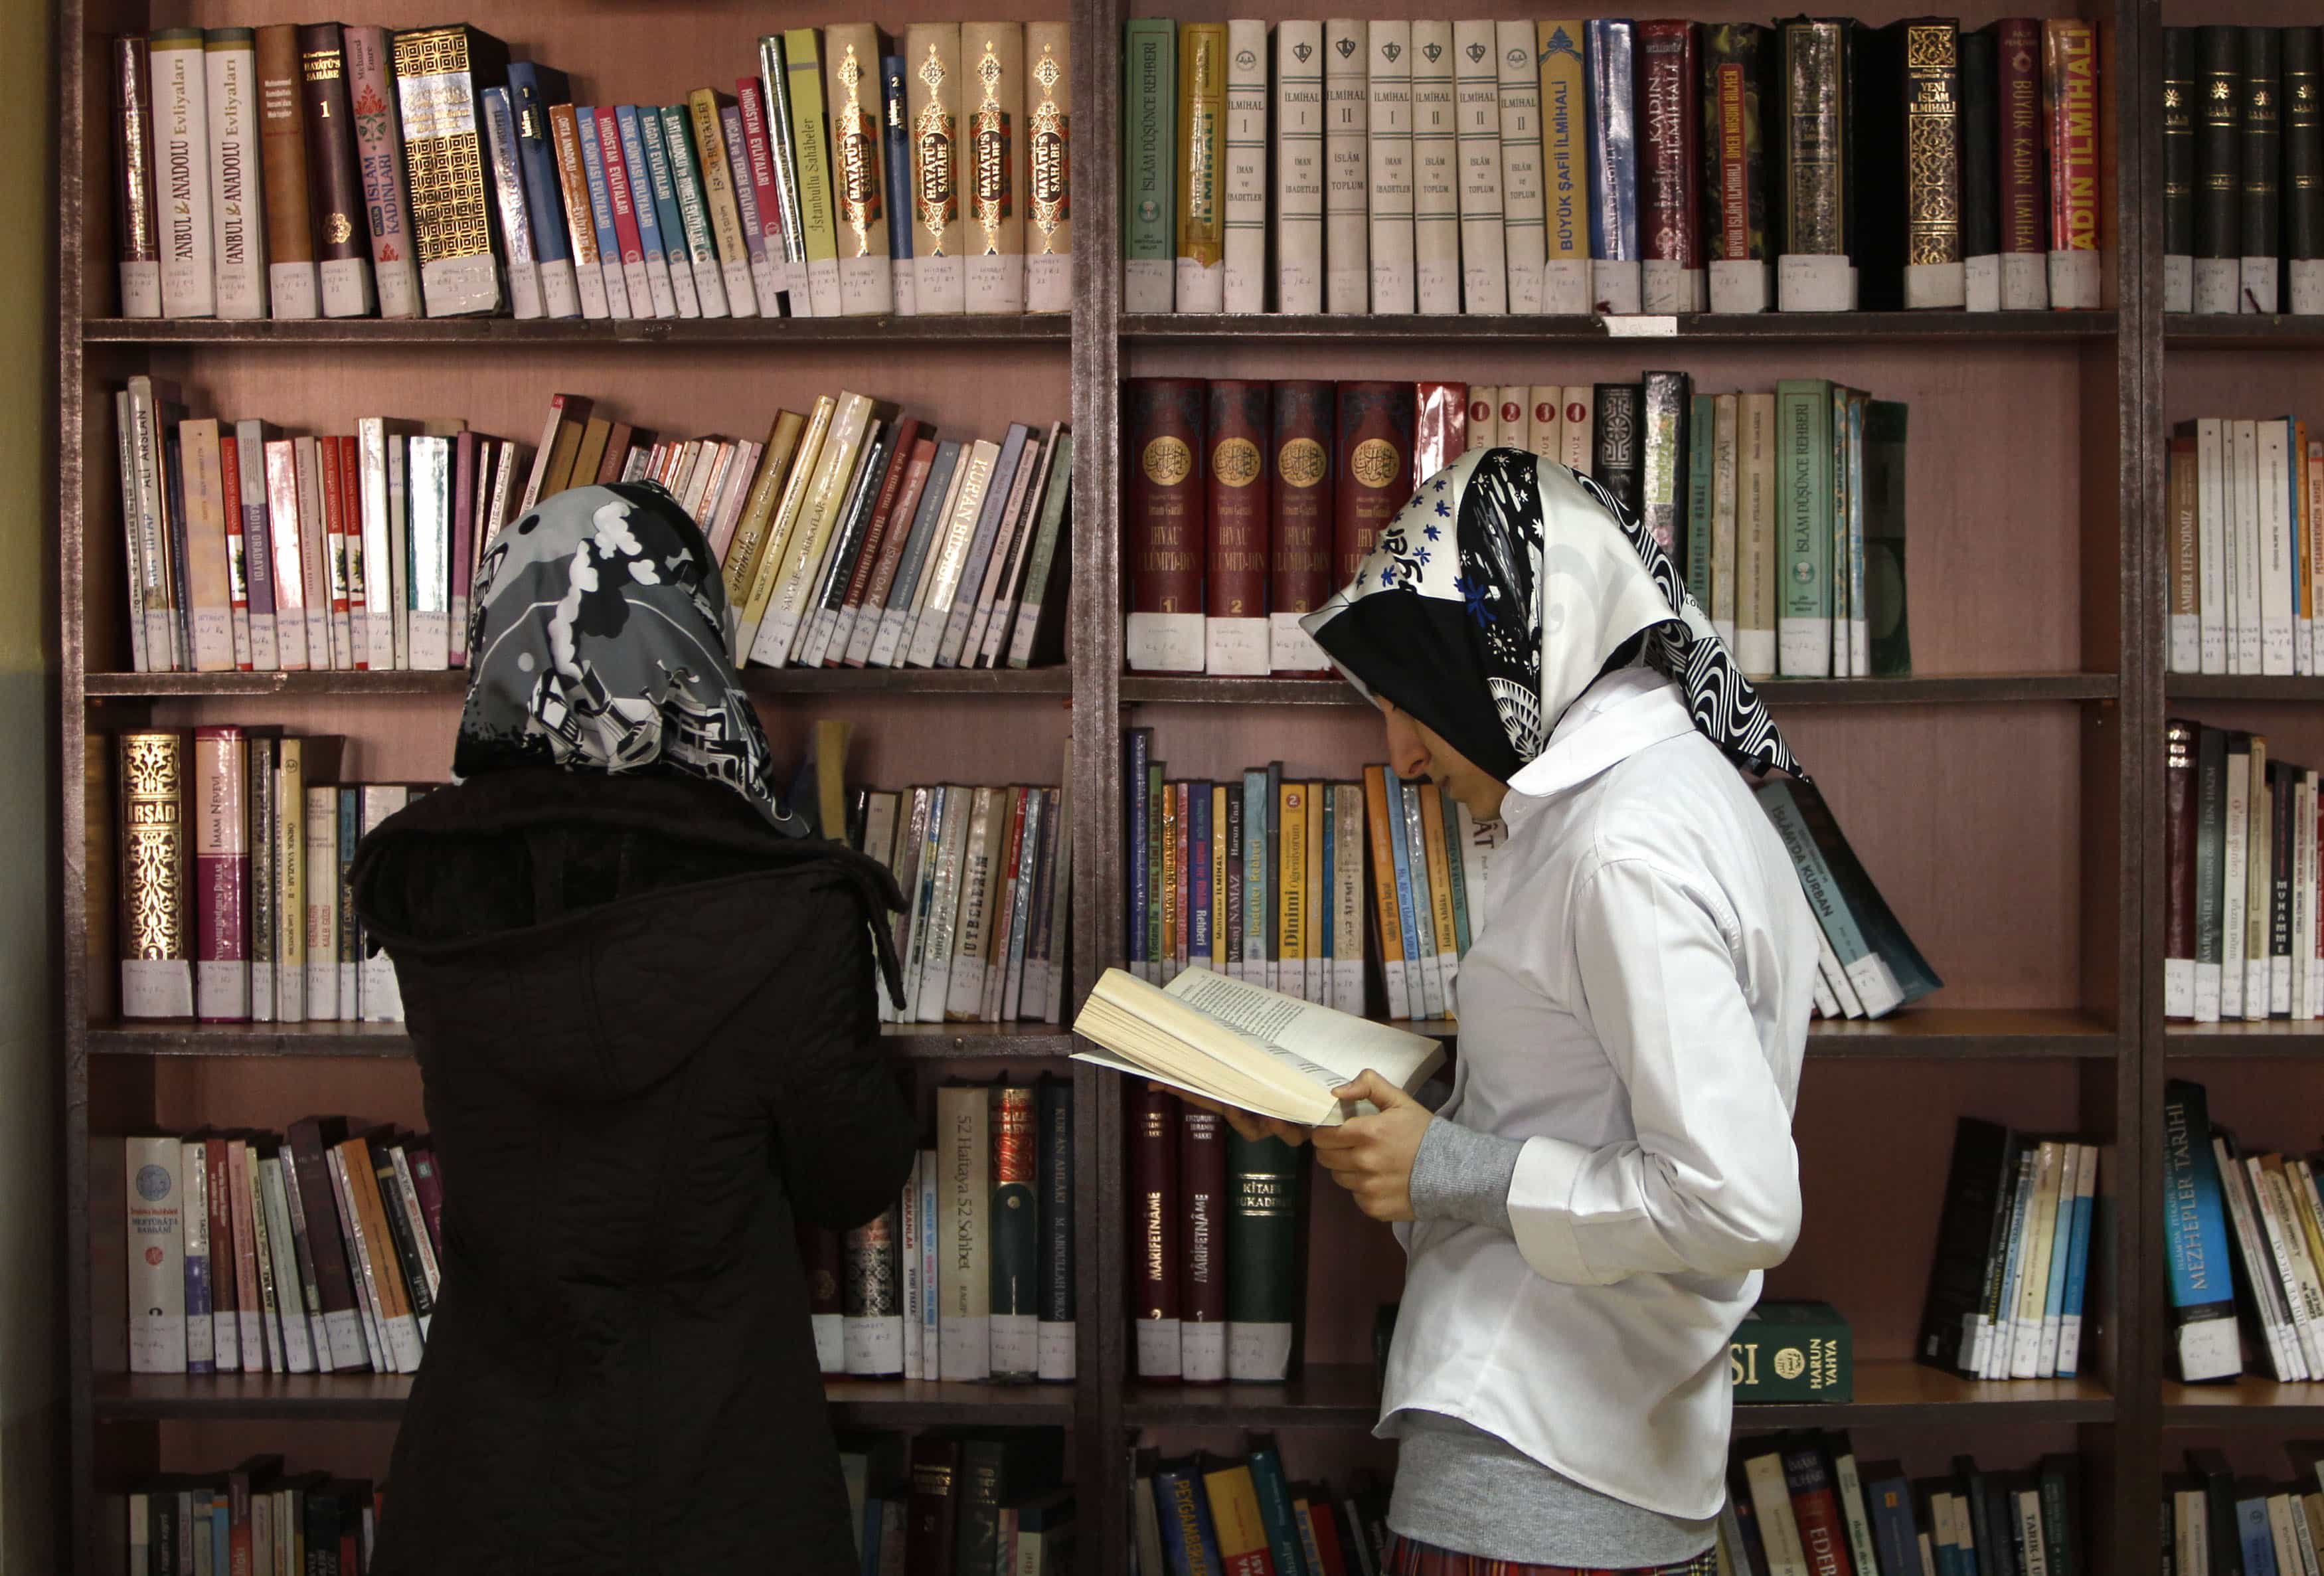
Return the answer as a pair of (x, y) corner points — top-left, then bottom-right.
(351, 482), (916, 1576)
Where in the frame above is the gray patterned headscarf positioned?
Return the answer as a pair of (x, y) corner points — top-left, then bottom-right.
(454, 481), (805, 835)
(1299, 447), (1803, 785)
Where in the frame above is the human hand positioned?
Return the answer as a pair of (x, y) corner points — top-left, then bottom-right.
(1151, 1085), (1313, 1148)
(1310, 1071), (1430, 1222)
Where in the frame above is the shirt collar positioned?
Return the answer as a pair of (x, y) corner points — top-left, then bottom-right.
(1501, 667), (1697, 819)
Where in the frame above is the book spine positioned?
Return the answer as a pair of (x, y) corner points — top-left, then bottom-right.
(1901, 23), (1965, 309)
(1995, 17), (2050, 311)
(1493, 21), (1547, 314)
(1179, 1105), (1228, 1381)
(843, 1203), (905, 1377)
(936, 1083), (993, 1379)
(1205, 381), (1271, 675)
(1638, 21), (1702, 313)
(1125, 378), (1208, 673)
(631, 108), (695, 317)
(181, 1141), (214, 1371)
(2197, 25), (2241, 313)
(1782, 20), (1843, 260)
(1324, 19), (1370, 313)
(1333, 381), (1418, 582)
(825, 29), (896, 316)
(754, 41), (811, 309)
(1452, 19), (1507, 313)
(1363, 21), (1417, 316)
(2242, 25), (2285, 313)
(1173, 23), (1227, 315)
(1268, 381), (1335, 672)
(1777, 379), (1833, 677)
(659, 102), (728, 318)
(191, 727), (249, 1022)
(150, 31), (216, 318)
(1537, 21), (1588, 310)
(2043, 20), (2100, 308)
(1274, 21), (1327, 313)
(1704, 23), (1771, 270)
(962, 23), (1029, 316)
(1586, 19), (1639, 309)
(780, 29), (842, 317)
(510, 67), (582, 319)
(2290, 28), (2324, 292)
(393, 25), (507, 317)
(1226, 1128), (1302, 1379)
(705, 99), (763, 318)
(226, 1140), (264, 1367)
(733, 86), (788, 317)
(1961, 28), (2001, 309)
(298, 24), (376, 319)
(1037, 1075), (1075, 1379)
(1411, 20), (1461, 314)
(125, 1137), (188, 1371)
(574, 108), (634, 317)
(302, 784), (339, 1020)
(1639, 371), (1690, 563)
(905, 24), (967, 314)
(1027, 25), (1074, 313)
(120, 732), (195, 1018)
(340, 26), (422, 318)
(203, 31), (267, 320)
(114, 37), (163, 317)
(2163, 27), (2196, 311)
(2163, 1081), (2246, 1380)
(479, 88), (542, 319)
(1133, 1085), (1182, 1377)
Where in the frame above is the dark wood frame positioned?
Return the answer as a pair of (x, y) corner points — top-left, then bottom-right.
(52, 0), (2324, 1570)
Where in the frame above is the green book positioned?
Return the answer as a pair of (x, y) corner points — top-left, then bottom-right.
(1731, 1299), (1852, 1403)
(1775, 377), (1834, 677)
(1687, 392), (1717, 610)
(783, 27), (843, 315)
(1843, 387), (1868, 675)
(657, 105), (726, 314)
(1830, 383), (1852, 675)
(1121, 19), (1179, 306)
(1225, 1129), (1307, 1380)
(1864, 399), (1912, 675)
(1436, 782), (1470, 958)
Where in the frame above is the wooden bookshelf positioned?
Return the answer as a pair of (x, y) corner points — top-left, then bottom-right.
(41, 0), (2254, 1570)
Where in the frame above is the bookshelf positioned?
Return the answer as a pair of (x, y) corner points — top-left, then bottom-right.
(40, 0), (2301, 1573)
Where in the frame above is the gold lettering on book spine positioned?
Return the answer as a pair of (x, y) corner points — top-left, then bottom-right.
(971, 42), (1011, 254)
(122, 735), (188, 960)
(916, 44), (957, 253)
(1031, 46), (1070, 252)
(394, 29), (491, 266)
(1904, 25), (1961, 265)
(835, 46), (882, 257)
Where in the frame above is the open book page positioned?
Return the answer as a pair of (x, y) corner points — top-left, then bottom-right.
(1069, 1045), (1355, 1127)
(1163, 967), (1444, 1093)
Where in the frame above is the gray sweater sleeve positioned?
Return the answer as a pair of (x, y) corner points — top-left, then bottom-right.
(1408, 1118), (1525, 1233)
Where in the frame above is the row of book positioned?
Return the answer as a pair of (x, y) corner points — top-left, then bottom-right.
(1119, 734), (1935, 1025)
(2162, 28), (2324, 315)
(1129, 1439), (1382, 1576)
(1914, 1117), (2102, 1383)
(2167, 1444), (2324, 1576)
(1130, 1087), (1310, 1383)
(2165, 418), (2324, 679)
(2161, 1077), (2324, 1388)
(863, 1429), (1070, 1576)
(2161, 723), (2324, 1024)
(1121, 16), (2101, 317)
(129, 1458), (376, 1576)
(801, 1078), (1076, 1386)
(124, 1120), (438, 1377)
(1725, 1437), (2083, 1576)
(1123, 373), (1912, 685)
(112, 729), (418, 1024)
(113, 22), (1071, 322)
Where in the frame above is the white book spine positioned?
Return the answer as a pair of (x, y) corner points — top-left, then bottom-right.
(152, 35), (216, 318)
(357, 420), (395, 672)
(255, 1158), (315, 1373)
(1494, 21), (1545, 313)
(1365, 21), (1416, 315)
(204, 39), (267, 319)
(125, 1138), (189, 1372)
(1224, 22), (1271, 312)
(2264, 419), (2298, 675)
(2236, 419), (2266, 674)
(1410, 22), (1461, 313)
(1273, 23), (1326, 313)
(2198, 418), (2227, 673)
(2225, 747), (2250, 1019)
(1323, 19), (1370, 312)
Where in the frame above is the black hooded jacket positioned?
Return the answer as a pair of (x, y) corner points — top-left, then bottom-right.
(350, 766), (918, 1575)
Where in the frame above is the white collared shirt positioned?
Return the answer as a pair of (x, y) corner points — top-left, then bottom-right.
(1376, 666), (1820, 1519)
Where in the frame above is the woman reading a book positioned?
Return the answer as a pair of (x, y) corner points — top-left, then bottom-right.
(351, 482), (916, 1576)
(1220, 450), (1820, 1576)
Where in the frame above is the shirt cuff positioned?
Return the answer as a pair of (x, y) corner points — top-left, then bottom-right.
(1507, 1134), (1616, 1286)
(1408, 1118), (1523, 1233)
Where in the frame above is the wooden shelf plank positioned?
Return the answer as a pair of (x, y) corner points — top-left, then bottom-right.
(1805, 1009), (2117, 1059)
(2165, 675), (2324, 701)
(84, 667), (1072, 700)
(89, 1372), (1070, 1426)
(82, 315), (1071, 347)
(1123, 311), (2116, 344)
(86, 1021), (1072, 1061)
(1123, 674), (2119, 707)
(2163, 1381), (2324, 1425)
(2164, 1023), (2324, 1059)
(1121, 1361), (2113, 1429)
(2167, 314), (2324, 348)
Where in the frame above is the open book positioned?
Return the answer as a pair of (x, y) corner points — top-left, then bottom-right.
(1072, 966), (1447, 1126)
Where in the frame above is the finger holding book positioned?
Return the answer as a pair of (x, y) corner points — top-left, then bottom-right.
(1311, 1070), (1428, 1222)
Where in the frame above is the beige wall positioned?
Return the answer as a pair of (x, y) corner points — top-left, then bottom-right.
(0, 0), (56, 1567)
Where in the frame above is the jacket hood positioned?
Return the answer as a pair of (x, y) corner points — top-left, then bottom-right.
(350, 769), (903, 1102)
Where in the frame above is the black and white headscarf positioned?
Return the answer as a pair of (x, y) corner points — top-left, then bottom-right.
(454, 481), (806, 835)
(1299, 447), (1803, 785)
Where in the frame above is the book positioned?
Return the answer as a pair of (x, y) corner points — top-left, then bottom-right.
(1175, 23), (1227, 314)
(1996, 18), (2051, 310)
(1411, 21), (1461, 314)
(1495, 19), (1547, 313)
(114, 37), (162, 318)
(1364, 21), (1417, 315)
(1778, 19), (1849, 313)
(1324, 18), (1370, 313)
(781, 29), (843, 317)
(1206, 381), (1270, 675)
(392, 25), (509, 318)
(1452, 19), (1507, 313)
(2165, 1079), (2248, 1381)
(1074, 966), (1444, 1126)
(1732, 1302), (1851, 1403)
(1027, 25), (1075, 314)
(126, 1136), (189, 1371)
(1861, 19), (1964, 310)
(1123, 18), (1178, 312)
(1586, 19), (1641, 313)
(1637, 21), (1703, 312)
(1333, 381), (1416, 582)
(1704, 23), (1774, 313)
(1125, 377), (1207, 672)
(341, 27), (422, 319)
(819, 29), (893, 317)
(2043, 20), (2101, 309)
(201, 29), (265, 319)
(1962, 25), (2002, 309)
(1537, 20), (1590, 311)
(150, 30), (216, 319)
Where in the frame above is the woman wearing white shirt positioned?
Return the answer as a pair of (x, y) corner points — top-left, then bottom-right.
(1227, 448), (1821, 1576)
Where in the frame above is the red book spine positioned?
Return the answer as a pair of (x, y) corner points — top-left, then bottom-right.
(1791, 1486), (1853, 1576)
(1125, 377), (1208, 669)
(1638, 22), (1701, 267)
(1997, 19), (2047, 255)
(1206, 381), (1272, 628)
(597, 110), (648, 271)
(1179, 1104), (1228, 1379)
(1270, 379), (1336, 623)
(1712, 54), (1752, 261)
(1333, 382), (1418, 584)
(852, 436), (940, 658)
(192, 725), (250, 1022)
(205, 1137), (239, 1364)
(335, 436), (367, 667)
(1413, 381), (1467, 485)
(408, 1144), (446, 1259)
(2042, 19), (2099, 264)
(838, 418), (924, 623)
(1133, 1084), (1183, 1377)
(904, 1435), (963, 1576)
(318, 436), (349, 636)
(736, 78), (790, 261)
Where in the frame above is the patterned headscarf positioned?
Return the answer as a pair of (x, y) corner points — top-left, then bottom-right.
(1299, 447), (1802, 786)
(454, 481), (806, 835)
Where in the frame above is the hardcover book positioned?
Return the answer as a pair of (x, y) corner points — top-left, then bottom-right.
(1536, 21), (1590, 311)
(1176, 23), (1228, 313)
(1778, 17), (1848, 312)
(1123, 18), (1178, 312)
(1411, 21), (1460, 313)
(295, 24), (377, 320)
(1333, 381), (1417, 582)
(1637, 21), (1703, 312)
(1584, 19), (1641, 312)
(1366, 21), (1418, 314)
(1703, 24), (1774, 313)
(823, 29), (897, 315)
(202, 29), (267, 319)
(965, 22), (1029, 315)
(1452, 19), (1507, 314)
(151, 30), (216, 319)
(2163, 27), (2196, 312)
(341, 27), (422, 318)
(2042, 19), (2101, 309)
(1497, 20), (1548, 313)
(1027, 25), (1075, 313)
(1206, 381), (1271, 675)
(391, 24), (510, 317)
(1325, 18), (1371, 313)
(114, 37), (163, 317)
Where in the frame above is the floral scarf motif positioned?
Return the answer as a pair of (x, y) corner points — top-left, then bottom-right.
(1300, 446), (1802, 786)
(454, 481), (806, 835)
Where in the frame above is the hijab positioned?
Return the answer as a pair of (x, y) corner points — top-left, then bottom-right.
(454, 480), (807, 835)
(1299, 446), (1803, 786)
